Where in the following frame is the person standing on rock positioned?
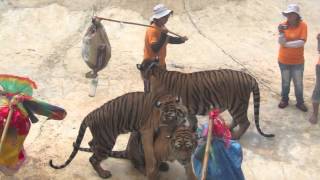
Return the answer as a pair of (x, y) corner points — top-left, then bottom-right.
(309, 33), (320, 124)
(277, 4), (308, 112)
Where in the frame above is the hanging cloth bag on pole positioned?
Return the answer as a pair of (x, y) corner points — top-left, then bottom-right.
(82, 18), (111, 79)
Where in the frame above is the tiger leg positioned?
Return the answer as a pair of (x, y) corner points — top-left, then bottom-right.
(188, 114), (198, 132)
(230, 107), (250, 139)
(184, 163), (197, 180)
(227, 119), (238, 130)
(231, 117), (250, 140)
(89, 154), (111, 178)
(127, 132), (146, 175)
(141, 129), (159, 180)
(88, 140), (112, 178)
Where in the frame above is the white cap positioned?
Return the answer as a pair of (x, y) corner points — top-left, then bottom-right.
(150, 4), (173, 21)
(282, 4), (301, 18)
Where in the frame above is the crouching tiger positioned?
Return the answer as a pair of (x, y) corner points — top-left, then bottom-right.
(49, 92), (189, 180)
(137, 58), (275, 139)
(105, 126), (197, 180)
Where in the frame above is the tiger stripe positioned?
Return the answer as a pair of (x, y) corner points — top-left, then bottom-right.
(49, 91), (188, 179)
(138, 60), (274, 139)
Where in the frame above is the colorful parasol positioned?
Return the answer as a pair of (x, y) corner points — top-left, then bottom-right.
(0, 74), (66, 121)
(0, 74), (67, 174)
(0, 74), (37, 96)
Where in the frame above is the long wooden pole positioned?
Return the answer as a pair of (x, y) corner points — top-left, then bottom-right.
(94, 16), (183, 37)
(201, 118), (213, 180)
(0, 98), (16, 152)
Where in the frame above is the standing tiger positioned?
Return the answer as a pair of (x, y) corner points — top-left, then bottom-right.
(49, 92), (189, 180)
(137, 58), (275, 139)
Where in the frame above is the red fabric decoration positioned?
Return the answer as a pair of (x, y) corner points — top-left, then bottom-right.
(0, 106), (30, 135)
(209, 109), (231, 147)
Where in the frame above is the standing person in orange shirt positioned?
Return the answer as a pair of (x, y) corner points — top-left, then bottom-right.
(309, 34), (320, 124)
(143, 4), (188, 69)
(277, 4), (308, 112)
(142, 4), (188, 92)
(141, 4), (188, 170)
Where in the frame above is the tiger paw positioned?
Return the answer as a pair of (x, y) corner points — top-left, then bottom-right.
(97, 170), (112, 179)
(89, 157), (112, 178)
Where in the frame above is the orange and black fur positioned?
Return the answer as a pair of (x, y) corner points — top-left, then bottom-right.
(49, 92), (189, 179)
(101, 126), (197, 180)
(137, 59), (274, 139)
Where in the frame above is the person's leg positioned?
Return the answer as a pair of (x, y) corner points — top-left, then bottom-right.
(278, 62), (292, 108)
(309, 103), (319, 124)
(310, 65), (320, 123)
(292, 64), (307, 111)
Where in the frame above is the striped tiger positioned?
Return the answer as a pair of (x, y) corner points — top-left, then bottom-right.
(137, 58), (275, 139)
(49, 92), (189, 180)
(101, 125), (197, 180)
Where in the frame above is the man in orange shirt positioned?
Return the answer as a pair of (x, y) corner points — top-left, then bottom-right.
(143, 4), (188, 69)
(309, 34), (320, 124)
(141, 4), (188, 170)
(277, 4), (308, 112)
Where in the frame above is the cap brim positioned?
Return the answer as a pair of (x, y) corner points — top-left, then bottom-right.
(282, 11), (301, 18)
(150, 10), (172, 21)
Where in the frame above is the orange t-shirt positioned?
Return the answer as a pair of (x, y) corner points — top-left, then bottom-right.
(278, 21), (308, 65)
(143, 23), (168, 66)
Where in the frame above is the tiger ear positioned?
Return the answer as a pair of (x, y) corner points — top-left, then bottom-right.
(155, 100), (162, 108)
(136, 64), (142, 70)
(175, 96), (180, 103)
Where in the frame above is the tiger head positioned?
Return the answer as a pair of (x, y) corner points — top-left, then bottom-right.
(155, 94), (189, 130)
(170, 126), (197, 166)
(136, 58), (160, 93)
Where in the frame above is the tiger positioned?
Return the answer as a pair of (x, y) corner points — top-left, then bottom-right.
(77, 124), (197, 179)
(49, 92), (190, 180)
(137, 58), (275, 139)
(97, 125), (197, 180)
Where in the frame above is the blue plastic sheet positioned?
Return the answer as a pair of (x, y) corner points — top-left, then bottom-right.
(192, 124), (245, 180)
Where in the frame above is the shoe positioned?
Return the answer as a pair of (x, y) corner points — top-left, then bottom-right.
(278, 100), (288, 109)
(85, 71), (97, 79)
(296, 103), (308, 112)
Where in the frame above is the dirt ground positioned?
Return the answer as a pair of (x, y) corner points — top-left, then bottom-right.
(0, 0), (319, 179)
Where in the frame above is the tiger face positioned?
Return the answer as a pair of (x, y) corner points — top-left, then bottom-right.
(170, 126), (197, 166)
(155, 95), (189, 130)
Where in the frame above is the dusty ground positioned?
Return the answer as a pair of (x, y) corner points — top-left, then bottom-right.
(0, 0), (319, 179)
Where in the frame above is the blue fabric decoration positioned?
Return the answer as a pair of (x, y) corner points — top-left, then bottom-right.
(192, 124), (245, 180)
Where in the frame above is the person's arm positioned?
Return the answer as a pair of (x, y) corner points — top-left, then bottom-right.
(278, 33), (286, 45)
(278, 33), (305, 48)
(151, 32), (167, 53)
(283, 39), (305, 48)
(168, 36), (187, 44)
